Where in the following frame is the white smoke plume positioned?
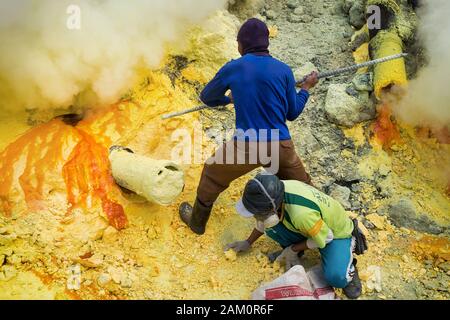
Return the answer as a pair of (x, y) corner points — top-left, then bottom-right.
(0, 0), (227, 111)
(395, 0), (450, 129)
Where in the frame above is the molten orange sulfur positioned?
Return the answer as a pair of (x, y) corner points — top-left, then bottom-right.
(63, 128), (127, 230)
(0, 116), (127, 230)
(411, 235), (450, 264)
(0, 120), (69, 215)
(373, 103), (400, 150)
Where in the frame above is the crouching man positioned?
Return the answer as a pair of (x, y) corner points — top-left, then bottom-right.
(226, 174), (368, 299)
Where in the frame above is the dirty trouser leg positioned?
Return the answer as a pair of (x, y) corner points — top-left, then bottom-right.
(319, 238), (355, 289)
(197, 140), (260, 207)
(266, 140), (312, 185)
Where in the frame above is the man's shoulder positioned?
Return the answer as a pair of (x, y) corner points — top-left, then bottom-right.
(282, 181), (324, 213)
(283, 180), (313, 195)
(283, 181), (348, 217)
(226, 55), (290, 67)
(219, 57), (246, 73)
(225, 55), (247, 65)
(265, 56), (293, 73)
(269, 56), (290, 67)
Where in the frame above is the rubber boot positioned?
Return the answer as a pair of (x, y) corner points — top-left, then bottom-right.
(343, 259), (362, 299)
(179, 198), (212, 235)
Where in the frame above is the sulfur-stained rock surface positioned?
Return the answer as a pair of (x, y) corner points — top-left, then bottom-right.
(0, 0), (448, 301)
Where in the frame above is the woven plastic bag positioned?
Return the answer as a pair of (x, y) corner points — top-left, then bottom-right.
(307, 265), (337, 300)
(251, 265), (337, 300)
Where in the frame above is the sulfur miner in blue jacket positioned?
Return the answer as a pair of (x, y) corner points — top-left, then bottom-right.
(180, 18), (319, 236)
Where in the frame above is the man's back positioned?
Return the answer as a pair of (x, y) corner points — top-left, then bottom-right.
(282, 180), (354, 247)
(200, 54), (310, 141)
(181, 18), (318, 237)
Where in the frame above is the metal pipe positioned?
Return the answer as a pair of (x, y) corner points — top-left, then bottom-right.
(297, 52), (407, 85)
(161, 53), (407, 120)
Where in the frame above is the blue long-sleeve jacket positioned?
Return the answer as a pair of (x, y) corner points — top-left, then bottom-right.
(200, 54), (310, 141)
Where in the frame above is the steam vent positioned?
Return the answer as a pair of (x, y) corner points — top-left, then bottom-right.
(0, 0), (448, 301)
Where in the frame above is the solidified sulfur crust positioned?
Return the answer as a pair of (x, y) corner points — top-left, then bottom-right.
(370, 31), (408, 99)
(109, 149), (185, 206)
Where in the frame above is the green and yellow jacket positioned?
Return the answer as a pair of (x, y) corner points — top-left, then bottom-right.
(278, 180), (354, 249)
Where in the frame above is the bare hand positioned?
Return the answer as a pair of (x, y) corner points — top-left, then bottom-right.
(301, 71), (319, 91)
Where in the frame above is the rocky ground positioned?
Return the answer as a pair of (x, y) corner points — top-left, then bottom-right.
(0, 0), (448, 300)
(206, 0), (449, 299)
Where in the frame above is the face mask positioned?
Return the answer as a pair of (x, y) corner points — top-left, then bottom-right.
(250, 177), (281, 229)
(263, 214), (280, 229)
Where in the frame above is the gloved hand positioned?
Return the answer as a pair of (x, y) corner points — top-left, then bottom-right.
(224, 240), (251, 253)
(268, 249), (304, 263)
(268, 250), (283, 263)
(352, 219), (368, 255)
(275, 246), (302, 270)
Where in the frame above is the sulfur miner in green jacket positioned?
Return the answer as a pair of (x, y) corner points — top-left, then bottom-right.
(226, 174), (368, 299)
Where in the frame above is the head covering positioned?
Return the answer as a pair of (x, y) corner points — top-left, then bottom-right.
(237, 18), (270, 56)
(236, 174), (284, 218)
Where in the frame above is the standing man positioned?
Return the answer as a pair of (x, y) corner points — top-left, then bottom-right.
(180, 18), (319, 235)
(226, 174), (367, 299)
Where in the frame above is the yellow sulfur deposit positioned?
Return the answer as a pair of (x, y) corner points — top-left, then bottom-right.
(224, 249), (238, 262)
(366, 0), (411, 100)
(353, 43), (370, 73)
(0, 2), (448, 301)
(268, 25), (279, 38)
(371, 31), (408, 99)
(0, 12), (285, 300)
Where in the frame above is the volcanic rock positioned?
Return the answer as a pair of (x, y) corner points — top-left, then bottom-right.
(352, 73), (374, 92)
(286, 0), (299, 10)
(324, 84), (376, 127)
(366, 213), (387, 230)
(328, 184), (352, 209)
(265, 9), (278, 20)
(388, 198), (444, 235)
(97, 273), (111, 287)
(294, 62), (317, 81)
(348, 1), (366, 29)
